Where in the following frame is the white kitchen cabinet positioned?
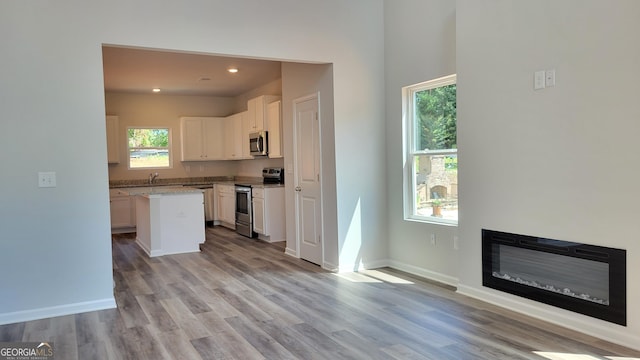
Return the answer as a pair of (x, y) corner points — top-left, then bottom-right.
(252, 194), (265, 234)
(239, 111), (252, 158)
(267, 100), (282, 158)
(180, 117), (225, 161)
(215, 184), (235, 229)
(246, 95), (281, 133)
(109, 189), (136, 232)
(252, 187), (285, 242)
(224, 112), (243, 160)
(106, 115), (119, 164)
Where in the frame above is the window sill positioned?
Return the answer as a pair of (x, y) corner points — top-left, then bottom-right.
(404, 216), (458, 227)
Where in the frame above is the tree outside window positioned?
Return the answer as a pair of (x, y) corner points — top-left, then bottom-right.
(127, 128), (171, 169)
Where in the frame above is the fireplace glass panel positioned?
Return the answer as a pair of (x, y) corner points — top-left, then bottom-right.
(493, 244), (610, 305)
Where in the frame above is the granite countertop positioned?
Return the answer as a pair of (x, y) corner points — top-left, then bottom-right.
(118, 186), (205, 197)
(110, 176), (285, 190)
(109, 176), (233, 189)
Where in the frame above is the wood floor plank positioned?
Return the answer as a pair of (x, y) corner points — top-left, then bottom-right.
(195, 311), (266, 359)
(329, 329), (397, 360)
(3, 227), (640, 359)
(159, 297), (211, 341)
(167, 282), (212, 315)
(150, 328), (204, 360)
(252, 319), (328, 360)
(224, 315), (298, 360)
(136, 294), (179, 332)
(114, 289), (150, 328)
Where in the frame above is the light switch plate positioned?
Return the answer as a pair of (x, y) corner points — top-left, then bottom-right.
(38, 172), (56, 188)
(545, 69), (556, 87)
(534, 70), (546, 90)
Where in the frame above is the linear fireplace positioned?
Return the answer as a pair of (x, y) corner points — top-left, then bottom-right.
(482, 229), (626, 326)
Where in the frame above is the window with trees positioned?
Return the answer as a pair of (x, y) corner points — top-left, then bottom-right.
(127, 128), (171, 169)
(404, 74), (457, 224)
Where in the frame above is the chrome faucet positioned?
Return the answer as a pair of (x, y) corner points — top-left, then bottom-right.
(149, 172), (159, 185)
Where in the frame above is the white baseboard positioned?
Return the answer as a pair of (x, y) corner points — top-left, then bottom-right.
(323, 261), (338, 272)
(284, 247), (297, 258)
(386, 259), (458, 287)
(457, 284), (640, 352)
(0, 297), (116, 326)
(334, 258), (458, 288)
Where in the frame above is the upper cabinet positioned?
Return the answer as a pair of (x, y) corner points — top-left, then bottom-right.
(180, 117), (225, 161)
(224, 112), (245, 160)
(267, 100), (283, 158)
(247, 95), (281, 133)
(106, 115), (119, 164)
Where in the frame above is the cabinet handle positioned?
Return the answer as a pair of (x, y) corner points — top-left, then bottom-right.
(295, 186), (302, 192)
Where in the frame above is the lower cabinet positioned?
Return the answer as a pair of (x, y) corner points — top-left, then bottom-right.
(110, 189), (136, 232)
(252, 187), (285, 242)
(214, 184), (235, 229)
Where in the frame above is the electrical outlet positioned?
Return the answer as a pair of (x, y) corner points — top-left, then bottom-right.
(453, 235), (459, 250)
(38, 172), (56, 188)
(429, 234), (436, 246)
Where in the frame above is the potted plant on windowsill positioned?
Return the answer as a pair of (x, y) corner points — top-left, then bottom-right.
(431, 199), (442, 217)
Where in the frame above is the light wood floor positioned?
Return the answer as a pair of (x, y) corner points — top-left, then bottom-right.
(1, 226), (639, 359)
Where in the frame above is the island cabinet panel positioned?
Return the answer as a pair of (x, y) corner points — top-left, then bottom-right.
(180, 116), (225, 161)
(135, 192), (205, 257)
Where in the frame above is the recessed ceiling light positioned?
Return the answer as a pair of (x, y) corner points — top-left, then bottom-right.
(152, 88), (161, 93)
(227, 68), (239, 74)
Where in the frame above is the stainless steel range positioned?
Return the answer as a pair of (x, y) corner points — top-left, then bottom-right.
(234, 184), (254, 238)
(234, 167), (284, 238)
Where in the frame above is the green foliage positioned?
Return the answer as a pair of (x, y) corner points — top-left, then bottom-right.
(128, 128), (169, 148)
(415, 84), (456, 151)
(444, 155), (457, 170)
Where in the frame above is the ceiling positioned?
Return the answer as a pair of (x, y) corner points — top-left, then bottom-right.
(102, 46), (282, 97)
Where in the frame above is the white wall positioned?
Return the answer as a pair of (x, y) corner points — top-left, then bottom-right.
(0, 0), (387, 322)
(384, 0), (458, 284)
(106, 92), (238, 181)
(456, 0), (640, 350)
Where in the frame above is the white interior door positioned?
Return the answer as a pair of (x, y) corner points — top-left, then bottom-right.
(294, 94), (323, 266)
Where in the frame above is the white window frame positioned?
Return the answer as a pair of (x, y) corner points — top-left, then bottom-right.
(127, 127), (173, 170)
(403, 74), (457, 226)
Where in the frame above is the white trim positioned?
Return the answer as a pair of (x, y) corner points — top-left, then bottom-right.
(335, 258), (459, 288)
(323, 261), (339, 272)
(292, 93), (324, 267)
(457, 285), (640, 352)
(387, 260), (458, 287)
(284, 247), (298, 258)
(338, 259), (389, 273)
(0, 298), (116, 326)
(402, 74), (458, 226)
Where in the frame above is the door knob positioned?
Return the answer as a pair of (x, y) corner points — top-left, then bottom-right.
(295, 186), (302, 192)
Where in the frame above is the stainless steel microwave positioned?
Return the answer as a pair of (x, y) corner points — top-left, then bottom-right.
(249, 131), (268, 156)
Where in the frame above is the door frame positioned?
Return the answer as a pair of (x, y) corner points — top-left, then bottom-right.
(292, 92), (324, 267)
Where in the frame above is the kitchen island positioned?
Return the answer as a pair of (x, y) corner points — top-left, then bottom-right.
(120, 186), (205, 257)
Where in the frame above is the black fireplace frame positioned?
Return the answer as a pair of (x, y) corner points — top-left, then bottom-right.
(482, 229), (626, 326)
